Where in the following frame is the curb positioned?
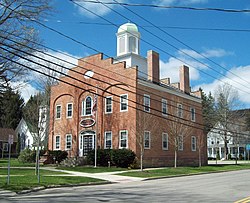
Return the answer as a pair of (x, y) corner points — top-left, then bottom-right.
(17, 181), (112, 194)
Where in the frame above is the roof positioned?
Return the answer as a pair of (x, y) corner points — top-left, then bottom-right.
(0, 128), (17, 142)
(118, 22), (138, 33)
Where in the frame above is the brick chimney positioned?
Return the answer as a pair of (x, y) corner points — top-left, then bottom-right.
(179, 65), (190, 94)
(147, 50), (159, 84)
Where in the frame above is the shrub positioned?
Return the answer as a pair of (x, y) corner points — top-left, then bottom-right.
(87, 149), (135, 168)
(47, 150), (68, 163)
(18, 148), (36, 163)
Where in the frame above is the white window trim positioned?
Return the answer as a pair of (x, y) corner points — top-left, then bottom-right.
(191, 107), (196, 122)
(104, 131), (112, 149)
(178, 135), (184, 151)
(66, 103), (73, 118)
(65, 134), (72, 150)
(177, 103), (183, 118)
(162, 133), (168, 150)
(105, 96), (113, 114)
(144, 131), (151, 149)
(55, 135), (60, 150)
(55, 105), (62, 120)
(144, 94), (150, 112)
(191, 136), (197, 151)
(119, 130), (128, 149)
(82, 96), (93, 116)
(162, 99), (168, 116)
(120, 94), (128, 112)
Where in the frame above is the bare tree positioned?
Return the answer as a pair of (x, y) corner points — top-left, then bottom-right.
(167, 115), (194, 168)
(197, 131), (205, 167)
(214, 83), (241, 159)
(0, 0), (51, 92)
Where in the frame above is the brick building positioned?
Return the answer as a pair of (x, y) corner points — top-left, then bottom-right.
(48, 23), (207, 167)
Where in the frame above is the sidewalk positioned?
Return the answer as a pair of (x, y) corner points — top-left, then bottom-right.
(44, 167), (145, 183)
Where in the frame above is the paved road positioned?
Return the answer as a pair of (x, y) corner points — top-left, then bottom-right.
(1, 170), (250, 203)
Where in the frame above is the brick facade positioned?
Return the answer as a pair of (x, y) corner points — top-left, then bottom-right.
(48, 23), (207, 167)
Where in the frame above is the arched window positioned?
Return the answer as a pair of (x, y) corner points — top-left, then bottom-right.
(82, 96), (93, 116)
(129, 36), (136, 53)
(85, 96), (92, 115)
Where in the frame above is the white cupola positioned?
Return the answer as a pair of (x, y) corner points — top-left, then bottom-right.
(116, 22), (140, 57)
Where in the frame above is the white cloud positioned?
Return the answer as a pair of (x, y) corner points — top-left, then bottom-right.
(194, 65), (250, 105)
(75, 0), (125, 18)
(160, 48), (231, 82)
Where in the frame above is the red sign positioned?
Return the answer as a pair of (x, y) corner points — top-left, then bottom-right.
(80, 118), (96, 128)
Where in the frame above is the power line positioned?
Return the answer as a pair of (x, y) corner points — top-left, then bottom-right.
(1, 45), (248, 136)
(74, 0), (250, 13)
(71, 0), (250, 95)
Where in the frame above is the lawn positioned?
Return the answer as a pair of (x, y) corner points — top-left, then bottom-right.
(0, 168), (105, 192)
(57, 166), (127, 173)
(120, 164), (250, 178)
(0, 158), (36, 167)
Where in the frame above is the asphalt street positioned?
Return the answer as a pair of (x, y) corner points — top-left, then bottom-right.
(1, 169), (250, 203)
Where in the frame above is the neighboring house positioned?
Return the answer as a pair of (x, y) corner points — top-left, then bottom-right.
(15, 118), (34, 151)
(0, 128), (17, 156)
(48, 23), (207, 167)
(207, 109), (250, 159)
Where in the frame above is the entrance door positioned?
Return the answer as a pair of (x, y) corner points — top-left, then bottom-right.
(79, 131), (95, 157)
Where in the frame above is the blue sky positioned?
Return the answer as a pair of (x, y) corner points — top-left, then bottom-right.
(19, 0), (250, 107)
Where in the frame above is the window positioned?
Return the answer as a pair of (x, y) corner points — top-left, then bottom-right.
(129, 36), (136, 53)
(67, 103), (73, 118)
(55, 135), (60, 150)
(177, 103), (183, 118)
(144, 131), (150, 149)
(65, 134), (72, 150)
(119, 130), (128, 148)
(162, 99), (168, 116)
(105, 96), (112, 114)
(119, 36), (125, 54)
(3, 143), (8, 152)
(120, 94), (128, 112)
(191, 136), (197, 151)
(104, 131), (112, 149)
(178, 135), (183, 151)
(144, 94), (150, 112)
(191, 107), (195, 122)
(55, 105), (61, 119)
(85, 96), (92, 115)
(162, 133), (168, 150)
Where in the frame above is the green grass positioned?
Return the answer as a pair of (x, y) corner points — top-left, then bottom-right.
(57, 166), (127, 173)
(0, 167), (105, 192)
(0, 159), (36, 167)
(0, 175), (104, 192)
(120, 164), (250, 178)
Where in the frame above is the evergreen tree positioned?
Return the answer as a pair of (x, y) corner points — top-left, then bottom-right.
(0, 87), (24, 129)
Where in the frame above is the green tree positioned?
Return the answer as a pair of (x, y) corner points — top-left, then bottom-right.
(201, 89), (216, 135)
(0, 86), (24, 129)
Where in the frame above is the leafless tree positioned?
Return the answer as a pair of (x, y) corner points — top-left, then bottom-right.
(214, 83), (242, 159)
(0, 0), (51, 92)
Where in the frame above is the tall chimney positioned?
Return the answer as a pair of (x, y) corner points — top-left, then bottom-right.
(147, 50), (159, 84)
(179, 65), (190, 94)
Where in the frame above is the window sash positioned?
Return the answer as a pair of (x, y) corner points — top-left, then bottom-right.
(191, 136), (197, 151)
(144, 131), (150, 149)
(191, 108), (196, 121)
(177, 104), (183, 118)
(85, 97), (92, 115)
(55, 136), (60, 150)
(162, 99), (168, 115)
(66, 134), (72, 150)
(178, 135), (183, 151)
(120, 131), (128, 148)
(105, 97), (112, 113)
(162, 133), (168, 150)
(56, 105), (61, 119)
(67, 103), (73, 118)
(120, 94), (128, 111)
(105, 131), (112, 149)
(144, 95), (150, 112)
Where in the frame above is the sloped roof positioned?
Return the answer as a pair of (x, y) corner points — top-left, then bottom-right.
(0, 128), (17, 142)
